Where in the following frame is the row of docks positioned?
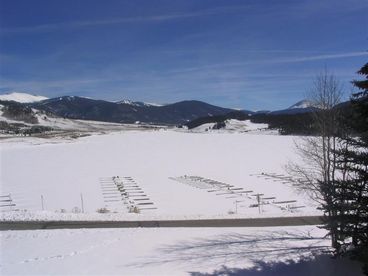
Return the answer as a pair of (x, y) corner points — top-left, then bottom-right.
(170, 175), (305, 213)
(169, 175), (253, 197)
(99, 176), (156, 213)
(0, 194), (16, 211)
(250, 172), (311, 187)
(249, 172), (307, 211)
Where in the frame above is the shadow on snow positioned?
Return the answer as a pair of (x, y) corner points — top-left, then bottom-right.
(129, 229), (363, 275)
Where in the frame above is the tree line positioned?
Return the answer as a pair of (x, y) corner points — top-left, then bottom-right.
(288, 64), (368, 274)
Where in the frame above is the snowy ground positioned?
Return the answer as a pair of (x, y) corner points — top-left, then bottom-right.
(1, 128), (363, 275)
(0, 226), (364, 275)
(1, 129), (319, 220)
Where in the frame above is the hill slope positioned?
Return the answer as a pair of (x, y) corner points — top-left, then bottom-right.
(31, 97), (233, 125)
(0, 92), (48, 103)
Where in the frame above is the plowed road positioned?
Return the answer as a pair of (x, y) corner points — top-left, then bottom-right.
(0, 216), (323, 231)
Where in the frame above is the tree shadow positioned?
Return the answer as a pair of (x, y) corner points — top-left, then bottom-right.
(128, 229), (343, 273)
(190, 254), (364, 275)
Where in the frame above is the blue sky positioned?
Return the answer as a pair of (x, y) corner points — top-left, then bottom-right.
(0, 0), (367, 110)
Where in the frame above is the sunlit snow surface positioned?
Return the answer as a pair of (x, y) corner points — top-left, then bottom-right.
(1, 129), (364, 275)
(0, 226), (364, 275)
(1, 129), (318, 219)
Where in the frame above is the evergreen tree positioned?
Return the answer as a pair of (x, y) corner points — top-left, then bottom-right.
(331, 63), (368, 274)
(352, 62), (368, 139)
(287, 63), (368, 274)
(350, 63), (368, 273)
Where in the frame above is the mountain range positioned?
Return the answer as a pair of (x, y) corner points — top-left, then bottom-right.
(0, 92), (234, 125)
(0, 92), (318, 126)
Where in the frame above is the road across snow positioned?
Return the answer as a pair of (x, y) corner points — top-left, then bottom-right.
(0, 216), (323, 231)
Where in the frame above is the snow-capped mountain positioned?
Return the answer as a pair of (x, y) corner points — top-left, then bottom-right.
(288, 100), (313, 109)
(0, 92), (48, 103)
(116, 99), (162, 107)
(269, 100), (318, 115)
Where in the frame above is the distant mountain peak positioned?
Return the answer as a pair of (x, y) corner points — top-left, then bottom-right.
(0, 92), (48, 103)
(268, 99), (318, 115)
(288, 99), (313, 109)
(116, 99), (137, 105)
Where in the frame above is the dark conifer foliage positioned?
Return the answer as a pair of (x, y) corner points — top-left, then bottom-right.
(250, 113), (317, 135)
(328, 63), (368, 274)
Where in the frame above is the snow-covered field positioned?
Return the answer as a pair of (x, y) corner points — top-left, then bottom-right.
(1, 129), (318, 220)
(1, 129), (364, 275)
(1, 226), (364, 275)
